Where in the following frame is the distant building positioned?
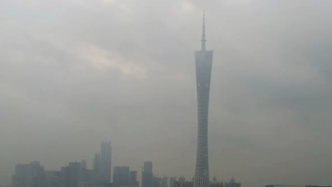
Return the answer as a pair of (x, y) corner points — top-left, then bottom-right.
(174, 177), (241, 187)
(93, 153), (100, 173)
(129, 171), (139, 187)
(68, 162), (80, 187)
(12, 161), (45, 187)
(78, 168), (93, 187)
(113, 166), (130, 187)
(215, 177), (241, 187)
(93, 153), (101, 187)
(174, 179), (193, 187)
(59, 162), (81, 187)
(80, 160), (87, 170)
(100, 142), (112, 184)
(144, 162), (152, 173)
(142, 162), (153, 187)
(12, 164), (29, 187)
(153, 176), (161, 187)
(169, 177), (177, 187)
(26, 161), (45, 187)
(160, 177), (168, 187)
(45, 171), (60, 187)
(59, 167), (71, 187)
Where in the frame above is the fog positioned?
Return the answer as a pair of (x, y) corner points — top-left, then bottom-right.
(1, 0), (332, 187)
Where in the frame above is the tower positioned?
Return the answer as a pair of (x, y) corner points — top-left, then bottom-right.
(194, 14), (213, 187)
(142, 161), (153, 187)
(100, 141), (112, 184)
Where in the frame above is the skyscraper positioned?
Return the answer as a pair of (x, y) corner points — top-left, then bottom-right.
(80, 160), (87, 170)
(143, 162), (152, 173)
(142, 161), (153, 187)
(100, 141), (112, 184)
(161, 177), (168, 187)
(45, 171), (60, 187)
(169, 177), (177, 187)
(12, 162), (45, 187)
(12, 164), (29, 187)
(68, 162), (80, 187)
(93, 153), (101, 187)
(113, 166), (130, 187)
(59, 166), (71, 187)
(194, 14), (213, 187)
(129, 171), (139, 187)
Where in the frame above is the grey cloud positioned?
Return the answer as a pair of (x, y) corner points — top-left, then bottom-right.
(1, 0), (332, 187)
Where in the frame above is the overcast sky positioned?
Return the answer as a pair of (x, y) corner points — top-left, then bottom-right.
(1, 0), (332, 186)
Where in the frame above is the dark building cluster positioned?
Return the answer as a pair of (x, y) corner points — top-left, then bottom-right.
(11, 142), (115, 187)
(174, 177), (241, 187)
(8, 142), (181, 187)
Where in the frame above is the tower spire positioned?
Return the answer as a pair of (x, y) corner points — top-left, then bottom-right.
(201, 14), (206, 51)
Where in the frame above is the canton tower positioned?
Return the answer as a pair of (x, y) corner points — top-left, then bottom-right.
(194, 14), (213, 187)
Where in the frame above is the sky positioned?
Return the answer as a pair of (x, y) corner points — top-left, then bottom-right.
(1, 0), (332, 186)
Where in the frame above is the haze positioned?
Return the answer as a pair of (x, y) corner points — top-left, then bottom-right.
(1, 0), (332, 187)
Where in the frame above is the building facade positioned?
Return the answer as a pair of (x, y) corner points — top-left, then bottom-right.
(210, 177), (241, 187)
(59, 167), (71, 187)
(113, 166), (130, 187)
(100, 141), (112, 184)
(174, 181), (193, 187)
(129, 171), (139, 187)
(194, 14), (213, 187)
(142, 162), (153, 187)
(160, 177), (168, 187)
(12, 162), (45, 187)
(45, 171), (60, 187)
(169, 177), (177, 187)
(93, 153), (101, 187)
(175, 178), (240, 187)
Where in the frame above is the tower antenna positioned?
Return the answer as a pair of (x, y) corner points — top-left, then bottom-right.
(201, 13), (206, 51)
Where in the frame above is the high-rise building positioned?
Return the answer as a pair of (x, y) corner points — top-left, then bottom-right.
(59, 167), (71, 187)
(210, 177), (241, 187)
(78, 168), (93, 187)
(12, 164), (29, 187)
(194, 14), (213, 187)
(129, 171), (139, 187)
(113, 166), (130, 187)
(26, 161), (45, 187)
(174, 181), (193, 187)
(12, 162), (45, 187)
(142, 162), (153, 187)
(93, 153), (101, 186)
(93, 153), (100, 173)
(169, 177), (177, 187)
(80, 160), (87, 170)
(100, 141), (112, 184)
(45, 171), (60, 187)
(59, 162), (81, 187)
(68, 162), (80, 187)
(160, 177), (168, 187)
(153, 176), (161, 187)
(143, 162), (152, 173)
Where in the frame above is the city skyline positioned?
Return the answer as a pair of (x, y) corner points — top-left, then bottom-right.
(1, 1), (332, 187)
(9, 143), (182, 187)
